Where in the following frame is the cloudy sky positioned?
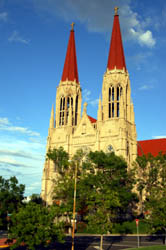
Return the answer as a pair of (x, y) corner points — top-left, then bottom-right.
(0, 0), (165, 196)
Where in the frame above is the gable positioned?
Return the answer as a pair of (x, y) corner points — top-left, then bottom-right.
(73, 113), (96, 137)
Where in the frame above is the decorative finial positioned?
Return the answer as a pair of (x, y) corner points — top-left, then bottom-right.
(71, 22), (75, 31)
(114, 6), (119, 15)
(83, 102), (88, 114)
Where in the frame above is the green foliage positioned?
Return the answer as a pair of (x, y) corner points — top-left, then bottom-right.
(134, 153), (166, 234)
(84, 151), (138, 233)
(30, 193), (43, 204)
(47, 146), (69, 173)
(0, 176), (25, 229)
(9, 203), (65, 250)
(145, 192), (166, 234)
(48, 149), (138, 234)
(112, 220), (150, 234)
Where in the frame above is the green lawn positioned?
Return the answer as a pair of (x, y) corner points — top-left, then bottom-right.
(125, 246), (166, 250)
(111, 220), (150, 234)
(77, 219), (151, 234)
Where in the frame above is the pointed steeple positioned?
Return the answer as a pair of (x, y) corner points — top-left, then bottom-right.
(61, 23), (79, 84)
(107, 7), (126, 71)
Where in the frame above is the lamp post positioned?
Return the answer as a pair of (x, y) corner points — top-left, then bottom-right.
(71, 161), (78, 250)
(135, 219), (140, 248)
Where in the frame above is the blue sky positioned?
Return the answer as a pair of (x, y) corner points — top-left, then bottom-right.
(0, 0), (165, 196)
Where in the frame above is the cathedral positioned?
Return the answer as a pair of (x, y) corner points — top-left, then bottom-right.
(41, 7), (138, 204)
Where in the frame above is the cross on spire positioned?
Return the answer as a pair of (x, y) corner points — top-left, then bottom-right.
(114, 6), (119, 15)
(71, 22), (75, 31)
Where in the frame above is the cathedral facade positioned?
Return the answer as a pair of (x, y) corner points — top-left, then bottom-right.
(41, 8), (137, 204)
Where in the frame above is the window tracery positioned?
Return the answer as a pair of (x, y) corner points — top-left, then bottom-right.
(108, 84), (122, 118)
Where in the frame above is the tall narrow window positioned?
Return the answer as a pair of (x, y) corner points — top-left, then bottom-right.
(112, 88), (114, 101)
(117, 87), (119, 101)
(108, 86), (115, 118)
(117, 103), (119, 117)
(66, 97), (70, 124)
(117, 85), (122, 117)
(59, 97), (65, 125)
(71, 97), (74, 125)
(112, 103), (114, 117)
(75, 95), (78, 125)
(109, 88), (111, 102)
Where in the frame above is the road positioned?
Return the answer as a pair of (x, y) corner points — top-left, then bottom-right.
(1, 232), (165, 249)
(54, 235), (165, 250)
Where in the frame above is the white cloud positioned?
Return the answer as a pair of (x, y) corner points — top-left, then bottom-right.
(130, 28), (156, 48)
(0, 117), (40, 137)
(83, 89), (91, 101)
(0, 116), (46, 196)
(128, 52), (152, 67)
(2, 126), (40, 136)
(89, 99), (99, 107)
(32, 0), (156, 48)
(0, 149), (42, 160)
(0, 117), (10, 126)
(0, 157), (32, 168)
(153, 135), (166, 139)
(8, 31), (30, 45)
(139, 30), (155, 47)
(82, 89), (99, 107)
(26, 181), (41, 192)
(138, 85), (153, 91)
(0, 12), (8, 22)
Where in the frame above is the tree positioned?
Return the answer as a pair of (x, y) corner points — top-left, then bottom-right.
(30, 193), (43, 204)
(47, 146), (69, 173)
(134, 153), (166, 216)
(9, 202), (65, 250)
(0, 176), (25, 229)
(143, 154), (166, 235)
(84, 151), (138, 232)
(48, 149), (138, 234)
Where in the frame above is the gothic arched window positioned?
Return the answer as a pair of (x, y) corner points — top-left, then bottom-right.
(109, 85), (123, 118)
(59, 97), (65, 125)
(108, 86), (114, 118)
(66, 96), (73, 124)
(75, 95), (78, 125)
(117, 85), (122, 117)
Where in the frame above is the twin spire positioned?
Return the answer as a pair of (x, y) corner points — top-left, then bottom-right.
(61, 22), (79, 84)
(107, 7), (126, 71)
(61, 7), (126, 84)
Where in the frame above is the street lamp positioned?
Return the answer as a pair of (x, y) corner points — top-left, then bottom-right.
(71, 161), (78, 250)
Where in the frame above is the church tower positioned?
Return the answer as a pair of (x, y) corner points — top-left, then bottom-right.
(99, 7), (137, 164)
(41, 23), (82, 203)
(55, 23), (82, 129)
(41, 8), (137, 204)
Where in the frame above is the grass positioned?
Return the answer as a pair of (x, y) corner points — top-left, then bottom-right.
(125, 246), (166, 250)
(111, 220), (150, 234)
(77, 220), (150, 234)
(77, 219), (151, 234)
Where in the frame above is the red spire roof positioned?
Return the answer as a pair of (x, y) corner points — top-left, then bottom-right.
(137, 139), (166, 157)
(61, 24), (79, 83)
(107, 8), (126, 71)
(88, 115), (97, 123)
